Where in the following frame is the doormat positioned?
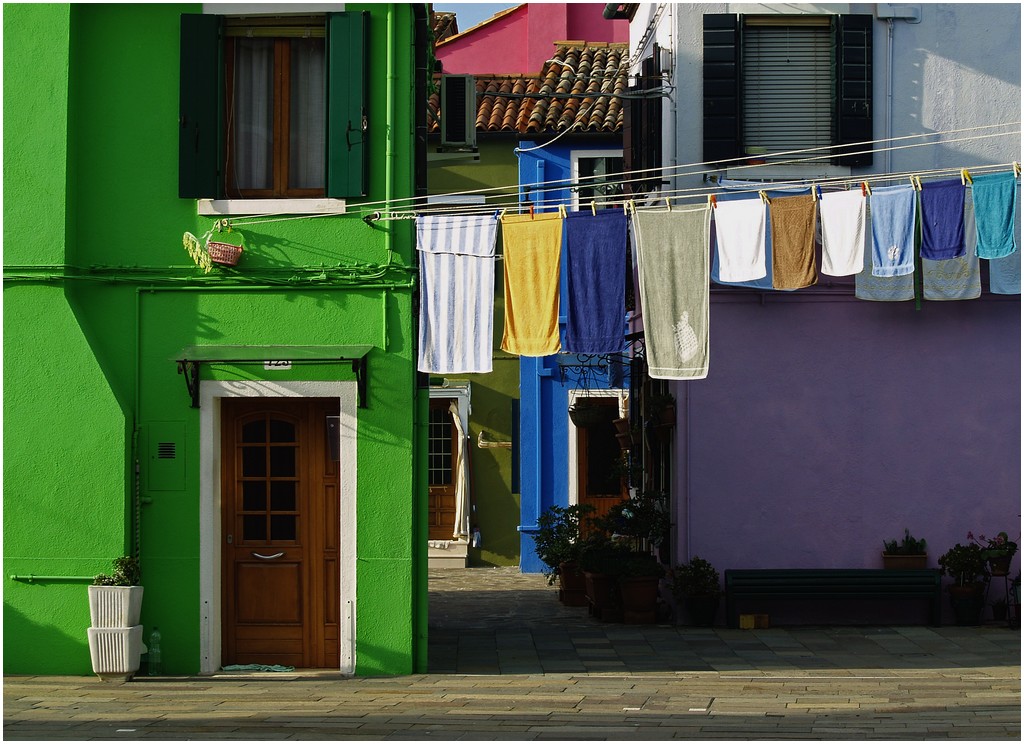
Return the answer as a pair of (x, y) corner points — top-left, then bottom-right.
(221, 664), (296, 673)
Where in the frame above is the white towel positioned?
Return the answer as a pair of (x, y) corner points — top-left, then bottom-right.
(713, 198), (767, 282)
(820, 189), (867, 276)
(417, 215), (497, 374)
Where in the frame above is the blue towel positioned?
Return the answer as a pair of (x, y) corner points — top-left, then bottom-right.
(711, 185), (811, 289)
(919, 179), (966, 259)
(563, 211), (628, 353)
(972, 171), (1018, 259)
(870, 185), (916, 277)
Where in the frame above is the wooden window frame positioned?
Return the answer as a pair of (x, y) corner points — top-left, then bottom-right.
(224, 34), (326, 200)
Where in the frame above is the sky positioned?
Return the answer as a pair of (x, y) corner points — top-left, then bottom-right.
(432, 3), (518, 32)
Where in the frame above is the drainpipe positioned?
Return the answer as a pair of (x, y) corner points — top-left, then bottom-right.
(886, 18), (894, 174)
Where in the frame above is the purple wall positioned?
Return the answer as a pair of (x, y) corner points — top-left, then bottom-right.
(673, 292), (1020, 620)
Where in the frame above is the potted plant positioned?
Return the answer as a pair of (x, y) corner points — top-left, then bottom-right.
(882, 528), (928, 569)
(671, 556), (722, 627)
(87, 556), (146, 681)
(938, 542), (990, 626)
(617, 550), (665, 624)
(533, 504), (594, 606)
(968, 531), (1018, 577)
(568, 396), (607, 428)
(647, 393), (676, 428)
(578, 535), (631, 622)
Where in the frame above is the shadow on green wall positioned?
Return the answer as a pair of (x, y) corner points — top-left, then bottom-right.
(3, 599), (92, 675)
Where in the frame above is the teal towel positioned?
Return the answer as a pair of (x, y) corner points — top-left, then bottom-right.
(972, 172), (1018, 259)
(221, 664), (295, 672)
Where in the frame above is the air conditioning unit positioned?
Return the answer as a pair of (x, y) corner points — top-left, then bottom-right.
(441, 74), (477, 148)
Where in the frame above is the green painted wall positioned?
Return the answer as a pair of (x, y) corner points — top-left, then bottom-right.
(4, 3), (424, 676)
(427, 136), (521, 566)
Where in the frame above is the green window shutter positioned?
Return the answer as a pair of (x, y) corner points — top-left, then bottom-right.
(178, 14), (221, 199)
(326, 11), (368, 198)
(834, 14), (873, 166)
(703, 14), (741, 165)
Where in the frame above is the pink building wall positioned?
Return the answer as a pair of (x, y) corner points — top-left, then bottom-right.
(437, 3), (628, 75)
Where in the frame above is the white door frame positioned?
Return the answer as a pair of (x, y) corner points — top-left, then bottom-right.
(199, 379), (359, 675)
(567, 388), (628, 507)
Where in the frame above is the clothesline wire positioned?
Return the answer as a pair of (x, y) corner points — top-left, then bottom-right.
(380, 161), (1020, 221)
(367, 145), (1019, 222)
(358, 121), (1019, 214)
(360, 126), (1020, 220)
(223, 122), (1020, 227)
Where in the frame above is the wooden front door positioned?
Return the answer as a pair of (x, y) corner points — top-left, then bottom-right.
(221, 397), (340, 668)
(427, 398), (457, 540)
(576, 398), (628, 534)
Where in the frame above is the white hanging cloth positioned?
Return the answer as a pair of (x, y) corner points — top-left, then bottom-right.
(449, 402), (470, 540)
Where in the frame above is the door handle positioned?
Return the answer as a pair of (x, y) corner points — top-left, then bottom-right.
(251, 552), (285, 560)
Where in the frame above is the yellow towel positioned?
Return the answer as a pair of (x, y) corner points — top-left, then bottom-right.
(500, 212), (563, 356)
(770, 194), (818, 289)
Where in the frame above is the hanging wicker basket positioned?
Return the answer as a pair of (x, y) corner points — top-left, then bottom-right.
(207, 240), (243, 266)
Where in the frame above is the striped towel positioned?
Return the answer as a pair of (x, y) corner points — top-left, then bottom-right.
(416, 214), (497, 374)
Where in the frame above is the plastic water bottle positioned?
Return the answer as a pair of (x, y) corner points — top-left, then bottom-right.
(148, 627), (162, 676)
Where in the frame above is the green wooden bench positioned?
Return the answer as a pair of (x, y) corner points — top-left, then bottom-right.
(724, 569), (943, 628)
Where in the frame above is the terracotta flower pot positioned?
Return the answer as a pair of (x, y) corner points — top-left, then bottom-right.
(619, 576), (659, 624)
(558, 561), (588, 607)
(882, 553), (928, 570)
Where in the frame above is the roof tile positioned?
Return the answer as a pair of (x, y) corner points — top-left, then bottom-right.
(429, 42), (628, 136)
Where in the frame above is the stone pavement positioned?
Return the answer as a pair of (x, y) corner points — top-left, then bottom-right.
(4, 567), (1020, 740)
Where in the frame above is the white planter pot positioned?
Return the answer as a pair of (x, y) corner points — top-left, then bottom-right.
(87, 626), (147, 679)
(88, 585), (144, 628)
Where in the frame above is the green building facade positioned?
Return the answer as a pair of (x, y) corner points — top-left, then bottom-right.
(4, 3), (430, 676)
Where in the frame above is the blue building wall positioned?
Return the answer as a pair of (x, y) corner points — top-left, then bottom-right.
(515, 140), (626, 573)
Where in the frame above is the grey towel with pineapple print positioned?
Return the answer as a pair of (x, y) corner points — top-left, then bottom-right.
(633, 207), (711, 379)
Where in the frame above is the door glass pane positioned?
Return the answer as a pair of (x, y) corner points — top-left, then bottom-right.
(269, 418), (296, 443)
(428, 408), (453, 486)
(585, 408), (621, 494)
(243, 514), (266, 541)
(241, 420), (265, 443)
(270, 481), (297, 512)
(270, 514), (297, 541)
(242, 481), (266, 511)
(242, 446), (267, 477)
(270, 446), (296, 477)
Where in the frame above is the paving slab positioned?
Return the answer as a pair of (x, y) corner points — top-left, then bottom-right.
(4, 567), (1021, 740)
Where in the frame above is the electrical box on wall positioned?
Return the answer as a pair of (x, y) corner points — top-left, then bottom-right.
(147, 422), (185, 491)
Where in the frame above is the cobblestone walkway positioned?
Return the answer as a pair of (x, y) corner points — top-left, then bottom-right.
(4, 567), (1020, 740)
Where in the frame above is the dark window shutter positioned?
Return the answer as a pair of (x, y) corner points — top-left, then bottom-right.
(625, 52), (663, 195)
(326, 11), (368, 198)
(834, 14), (873, 166)
(641, 51), (663, 191)
(623, 85), (640, 193)
(703, 13), (741, 165)
(178, 14), (221, 199)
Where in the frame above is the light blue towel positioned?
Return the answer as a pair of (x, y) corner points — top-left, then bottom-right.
(856, 199), (914, 301)
(972, 171), (1018, 259)
(989, 251), (1021, 294)
(870, 185), (916, 277)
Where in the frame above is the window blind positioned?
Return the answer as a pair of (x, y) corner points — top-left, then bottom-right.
(742, 21), (833, 160)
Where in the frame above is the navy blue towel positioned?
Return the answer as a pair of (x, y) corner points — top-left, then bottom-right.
(919, 178), (966, 260)
(564, 210), (628, 354)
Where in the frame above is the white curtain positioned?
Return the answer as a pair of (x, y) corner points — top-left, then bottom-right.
(231, 38), (274, 190)
(449, 402), (470, 540)
(289, 38), (325, 190)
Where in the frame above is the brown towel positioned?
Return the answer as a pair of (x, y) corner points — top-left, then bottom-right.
(770, 194), (818, 289)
